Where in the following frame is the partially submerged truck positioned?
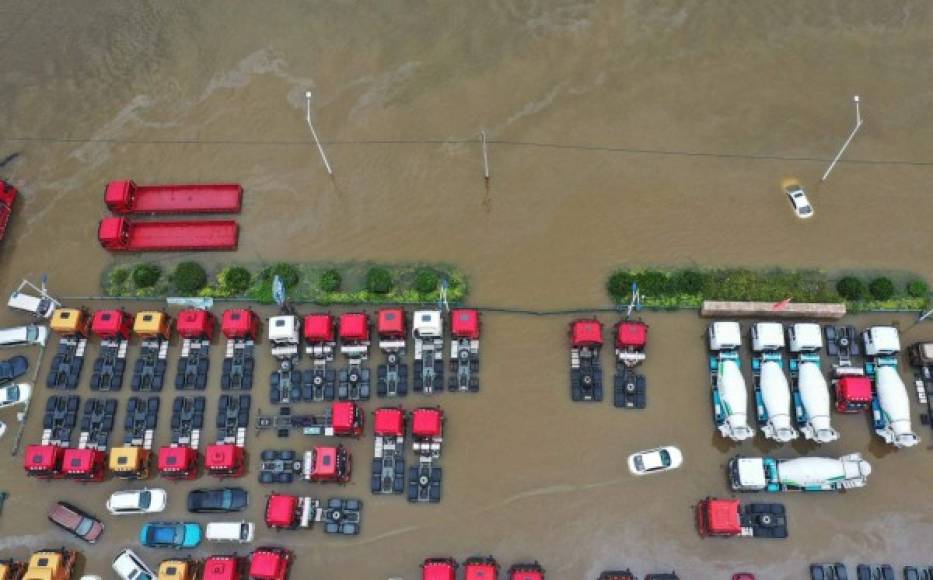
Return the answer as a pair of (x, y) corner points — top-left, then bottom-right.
(787, 323), (839, 443)
(708, 322), (754, 441)
(862, 326), (920, 448)
(750, 322), (798, 443)
(728, 453), (871, 492)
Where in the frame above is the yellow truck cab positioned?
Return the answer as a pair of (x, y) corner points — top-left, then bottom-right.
(158, 559), (200, 580)
(22, 550), (76, 580)
(109, 446), (151, 479)
(134, 311), (171, 340)
(50, 308), (90, 337)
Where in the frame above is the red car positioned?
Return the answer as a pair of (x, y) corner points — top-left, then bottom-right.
(48, 501), (104, 543)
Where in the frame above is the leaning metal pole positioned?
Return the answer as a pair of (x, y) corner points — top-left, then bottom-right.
(305, 91), (334, 176)
(821, 95), (863, 182)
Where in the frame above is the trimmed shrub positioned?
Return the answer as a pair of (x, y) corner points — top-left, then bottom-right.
(836, 276), (866, 301)
(906, 279), (928, 298)
(110, 268), (129, 286)
(319, 269), (342, 292)
(171, 261), (208, 294)
(413, 268), (439, 294)
(132, 263), (161, 288)
(220, 266), (252, 295)
(635, 271), (671, 296)
(671, 269), (705, 295)
(607, 271), (637, 300)
(267, 263), (300, 288)
(366, 267), (393, 294)
(868, 277), (896, 300)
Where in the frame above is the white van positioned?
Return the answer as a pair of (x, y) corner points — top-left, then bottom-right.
(205, 521), (255, 543)
(0, 325), (48, 348)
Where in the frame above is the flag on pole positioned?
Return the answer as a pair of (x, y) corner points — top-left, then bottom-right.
(272, 275), (286, 307)
(627, 282), (641, 319)
(772, 297), (792, 311)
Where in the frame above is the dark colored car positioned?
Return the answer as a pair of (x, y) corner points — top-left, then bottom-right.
(0, 355), (27, 384)
(187, 487), (248, 513)
(48, 501), (104, 543)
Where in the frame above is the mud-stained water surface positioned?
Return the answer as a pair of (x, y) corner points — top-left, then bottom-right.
(1, 2), (933, 578)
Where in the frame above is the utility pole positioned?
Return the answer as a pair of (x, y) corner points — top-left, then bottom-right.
(480, 130), (490, 182)
(821, 95), (863, 182)
(305, 90), (333, 176)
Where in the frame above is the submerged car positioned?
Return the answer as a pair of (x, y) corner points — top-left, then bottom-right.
(0, 324), (48, 348)
(187, 487), (248, 513)
(783, 179), (814, 219)
(0, 383), (30, 409)
(627, 446), (683, 476)
(0, 355), (28, 384)
(112, 548), (154, 580)
(139, 522), (202, 549)
(106, 489), (168, 515)
(48, 501), (105, 543)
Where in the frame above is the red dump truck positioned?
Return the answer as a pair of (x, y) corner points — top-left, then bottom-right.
(105, 180), (242, 215)
(0, 180), (16, 243)
(98, 217), (238, 252)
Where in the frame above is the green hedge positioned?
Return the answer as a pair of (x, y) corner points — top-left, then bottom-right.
(607, 268), (929, 311)
(104, 261), (468, 305)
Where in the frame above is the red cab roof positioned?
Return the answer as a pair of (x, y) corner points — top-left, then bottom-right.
(412, 408), (443, 438)
(373, 408), (405, 437)
(615, 321), (647, 349)
(465, 560), (500, 580)
(222, 309), (259, 339)
(203, 557), (241, 580)
(97, 216), (126, 245)
(23, 444), (61, 472)
(176, 309), (214, 339)
(377, 308), (406, 337)
(303, 314), (335, 342)
(837, 376), (873, 402)
(313, 447), (338, 478)
(265, 494), (298, 528)
(704, 499), (742, 535)
(451, 309), (480, 339)
(249, 549), (289, 579)
(62, 448), (100, 474)
(422, 559), (458, 580)
(158, 446), (198, 472)
(205, 444), (242, 470)
(571, 320), (603, 347)
(339, 313), (369, 342)
(331, 402), (359, 434)
(509, 564), (545, 580)
(91, 309), (132, 339)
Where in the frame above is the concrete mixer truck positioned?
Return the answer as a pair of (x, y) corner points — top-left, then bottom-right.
(729, 453), (871, 492)
(751, 322), (798, 443)
(787, 323), (839, 444)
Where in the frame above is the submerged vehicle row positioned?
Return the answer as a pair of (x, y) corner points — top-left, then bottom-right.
(708, 321), (919, 448)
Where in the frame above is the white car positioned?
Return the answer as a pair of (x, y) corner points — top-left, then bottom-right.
(0, 421), (6, 439)
(205, 521), (255, 543)
(8, 290), (56, 318)
(627, 446), (684, 476)
(106, 489), (168, 515)
(783, 179), (814, 219)
(0, 383), (31, 409)
(0, 325), (48, 348)
(112, 549), (154, 580)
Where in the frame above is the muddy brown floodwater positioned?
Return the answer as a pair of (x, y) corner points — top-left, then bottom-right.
(1, 1), (933, 579)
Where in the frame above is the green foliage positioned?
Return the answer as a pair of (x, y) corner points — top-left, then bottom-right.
(607, 271), (636, 298)
(868, 277), (895, 300)
(220, 266), (252, 295)
(671, 269), (704, 295)
(366, 267), (394, 294)
(319, 269), (342, 292)
(170, 261), (208, 294)
(265, 263), (300, 288)
(413, 268), (439, 294)
(131, 263), (161, 288)
(906, 279), (928, 298)
(110, 268), (129, 286)
(836, 276), (866, 301)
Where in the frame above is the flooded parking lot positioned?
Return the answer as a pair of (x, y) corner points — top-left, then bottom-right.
(2, 2), (933, 578)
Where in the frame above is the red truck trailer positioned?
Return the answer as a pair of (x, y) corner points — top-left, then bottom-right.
(105, 180), (242, 215)
(98, 217), (238, 252)
(0, 180), (16, 242)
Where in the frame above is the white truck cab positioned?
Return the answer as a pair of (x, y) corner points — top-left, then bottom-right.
(708, 321), (742, 351)
(268, 315), (300, 359)
(752, 322), (785, 352)
(412, 310), (443, 340)
(862, 326), (901, 357)
(787, 323), (823, 353)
